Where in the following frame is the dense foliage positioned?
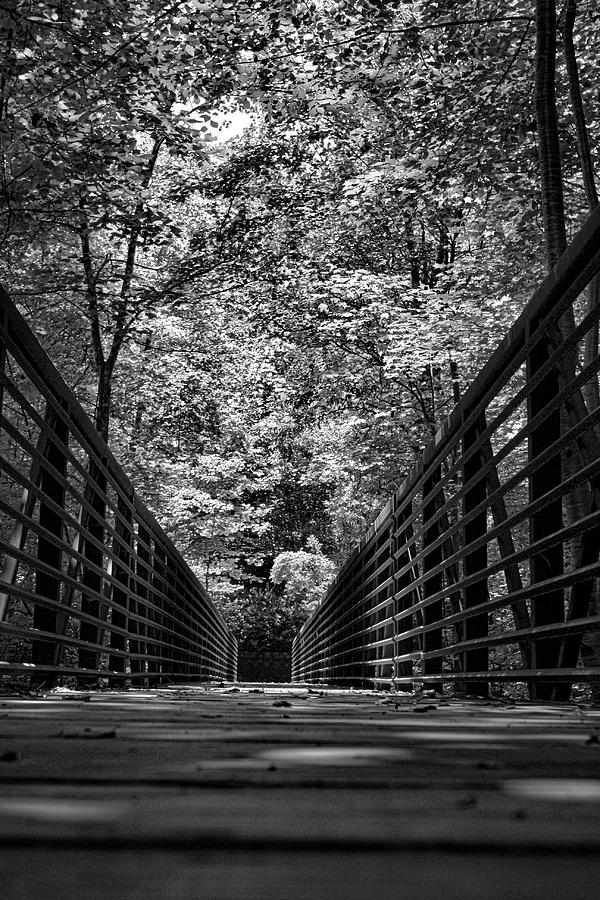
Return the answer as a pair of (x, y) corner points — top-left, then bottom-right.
(1, 0), (598, 649)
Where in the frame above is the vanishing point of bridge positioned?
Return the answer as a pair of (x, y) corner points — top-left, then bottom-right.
(2, 208), (600, 897)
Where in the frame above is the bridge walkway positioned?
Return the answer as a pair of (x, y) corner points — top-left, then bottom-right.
(1, 684), (600, 899)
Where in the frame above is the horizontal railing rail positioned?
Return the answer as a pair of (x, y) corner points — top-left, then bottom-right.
(292, 205), (600, 701)
(0, 287), (237, 687)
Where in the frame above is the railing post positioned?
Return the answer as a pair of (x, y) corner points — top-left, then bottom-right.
(108, 492), (134, 685)
(78, 460), (108, 681)
(0, 320), (16, 622)
(165, 553), (182, 679)
(0, 306), (5, 424)
(152, 542), (169, 683)
(230, 634), (238, 681)
(357, 553), (371, 688)
(144, 533), (160, 685)
(0, 314), (8, 621)
(383, 528), (396, 689)
(132, 522), (151, 686)
(392, 495), (415, 693)
(462, 412), (489, 697)
(174, 566), (191, 679)
(527, 321), (566, 700)
(31, 401), (69, 683)
(422, 465), (444, 693)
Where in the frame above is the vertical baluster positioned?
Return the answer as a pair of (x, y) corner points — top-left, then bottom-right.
(422, 465), (444, 693)
(165, 551), (181, 680)
(231, 634), (238, 682)
(135, 523), (151, 687)
(462, 413), (490, 697)
(108, 492), (133, 685)
(174, 564), (189, 679)
(78, 459), (107, 680)
(0, 318), (13, 622)
(363, 548), (375, 688)
(393, 495), (416, 693)
(0, 305), (5, 423)
(153, 542), (168, 683)
(379, 527), (395, 689)
(32, 401), (69, 684)
(527, 321), (565, 700)
(145, 534), (160, 685)
(176, 566), (190, 679)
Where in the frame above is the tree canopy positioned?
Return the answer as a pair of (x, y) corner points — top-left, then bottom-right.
(2, 0), (598, 649)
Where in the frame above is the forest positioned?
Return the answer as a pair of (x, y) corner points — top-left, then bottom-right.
(1, 0), (599, 657)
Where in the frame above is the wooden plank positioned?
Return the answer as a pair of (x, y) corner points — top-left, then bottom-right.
(2, 848), (600, 900)
(1, 687), (600, 897)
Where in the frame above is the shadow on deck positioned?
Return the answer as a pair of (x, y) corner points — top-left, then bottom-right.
(1, 684), (600, 899)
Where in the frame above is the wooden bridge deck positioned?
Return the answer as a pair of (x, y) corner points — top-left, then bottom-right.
(1, 685), (600, 899)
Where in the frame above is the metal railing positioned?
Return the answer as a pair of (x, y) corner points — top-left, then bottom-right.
(293, 206), (600, 700)
(0, 288), (237, 686)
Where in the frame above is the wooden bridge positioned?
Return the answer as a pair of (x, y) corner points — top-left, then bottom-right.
(2, 207), (600, 897)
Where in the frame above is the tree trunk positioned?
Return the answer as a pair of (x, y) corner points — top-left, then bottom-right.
(535, 0), (567, 268)
(80, 136), (163, 443)
(404, 212), (421, 288)
(560, 2), (600, 693)
(130, 331), (153, 450)
(449, 359), (460, 406)
(532, 1), (569, 699)
(95, 361), (114, 443)
(563, 0), (600, 413)
(563, 0), (598, 212)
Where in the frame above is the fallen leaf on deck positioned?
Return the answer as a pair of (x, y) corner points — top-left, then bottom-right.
(60, 730), (117, 740)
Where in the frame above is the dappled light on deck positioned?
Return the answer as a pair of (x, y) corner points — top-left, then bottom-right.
(0, 681), (600, 897)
